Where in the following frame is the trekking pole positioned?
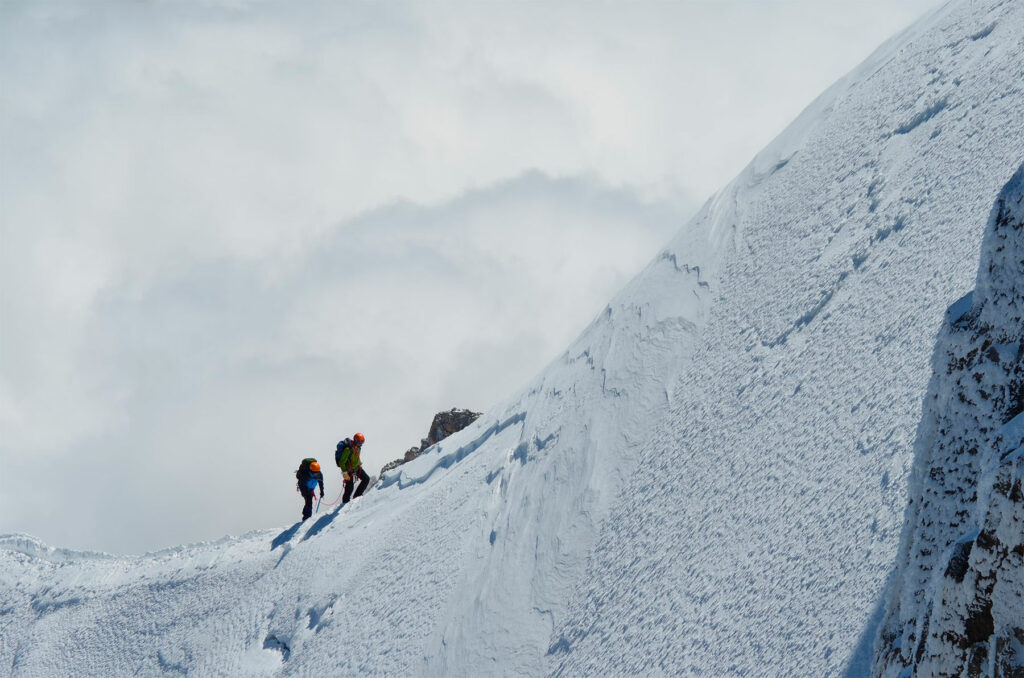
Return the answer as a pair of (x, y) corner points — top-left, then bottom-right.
(315, 495), (322, 514)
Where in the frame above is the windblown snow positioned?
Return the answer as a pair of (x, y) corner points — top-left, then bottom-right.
(873, 165), (1024, 678)
(2, 0), (1023, 676)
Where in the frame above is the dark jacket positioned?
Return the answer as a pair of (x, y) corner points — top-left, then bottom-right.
(296, 467), (324, 496)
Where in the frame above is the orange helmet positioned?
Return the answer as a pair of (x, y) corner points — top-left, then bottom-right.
(309, 461), (321, 473)
(353, 432), (365, 445)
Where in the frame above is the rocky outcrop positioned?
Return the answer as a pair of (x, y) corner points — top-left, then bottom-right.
(380, 408), (482, 475)
(874, 165), (1024, 678)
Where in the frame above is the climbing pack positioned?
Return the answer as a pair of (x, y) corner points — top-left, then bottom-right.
(335, 439), (352, 468)
(297, 457), (318, 480)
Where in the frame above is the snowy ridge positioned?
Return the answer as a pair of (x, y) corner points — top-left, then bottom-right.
(0, 534), (116, 564)
(873, 165), (1023, 678)
(0, 199), (710, 677)
(2, 0), (1024, 675)
(546, 0), (1024, 674)
(413, 221), (710, 675)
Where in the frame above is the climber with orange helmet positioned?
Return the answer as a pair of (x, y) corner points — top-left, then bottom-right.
(296, 458), (325, 521)
(335, 432), (369, 504)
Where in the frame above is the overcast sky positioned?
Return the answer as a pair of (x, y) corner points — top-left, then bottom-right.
(0, 0), (946, 554)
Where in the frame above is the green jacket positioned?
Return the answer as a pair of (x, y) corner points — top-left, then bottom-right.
(337, 444), (362, 473)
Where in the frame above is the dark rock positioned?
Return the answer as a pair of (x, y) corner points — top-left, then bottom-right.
(995, 628), (1024, 678)
(975, 530), (997, 551)
(964, 598), (994, 646)
(424, 409), (483, 448)
(966, 643), (990, 678)
(945, 539), (974, 583)
(916, 611), (931, 664)
(379, 408), (482, 476)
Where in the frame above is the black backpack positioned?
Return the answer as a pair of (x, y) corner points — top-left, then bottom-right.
(296, 457), (318, 480)
(335, 439), (352, 467)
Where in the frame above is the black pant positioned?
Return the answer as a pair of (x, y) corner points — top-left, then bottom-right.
(301, 489), (314, 520)
(343, 467), (369, 503)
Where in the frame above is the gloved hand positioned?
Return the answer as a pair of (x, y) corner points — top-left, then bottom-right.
(343, 472), (352, 482)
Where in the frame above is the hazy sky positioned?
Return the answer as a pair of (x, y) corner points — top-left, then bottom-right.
(0, 0), (946, 554)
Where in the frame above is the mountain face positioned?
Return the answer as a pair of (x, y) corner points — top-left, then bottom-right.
(874, 167), (1023, 678)
(1, 1), (1023, 676)
(544, 1), (1023, 675)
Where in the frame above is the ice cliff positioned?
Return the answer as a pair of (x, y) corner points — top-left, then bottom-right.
(874, 165), (1023, 678)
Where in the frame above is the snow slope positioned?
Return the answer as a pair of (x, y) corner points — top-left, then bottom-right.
(2, 0), (1023, 676)
(546, 2), (1023, 675)
(873, 165), (1024, 678)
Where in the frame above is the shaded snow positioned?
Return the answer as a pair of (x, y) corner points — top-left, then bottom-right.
(2, 0), (1024, 676)
(873, 164), (1024, 678)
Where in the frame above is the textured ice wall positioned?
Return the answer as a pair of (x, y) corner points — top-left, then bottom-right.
(874, 165), (1024, 677)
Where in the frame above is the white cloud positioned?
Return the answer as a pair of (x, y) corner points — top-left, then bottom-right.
(0, 0), (945, 553)
(2, 171), (685, 553)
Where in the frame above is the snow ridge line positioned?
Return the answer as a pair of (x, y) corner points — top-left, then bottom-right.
(0, 534), (116, 563)
(379, 411), (527, 490)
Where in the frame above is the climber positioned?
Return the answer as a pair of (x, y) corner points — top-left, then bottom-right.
(336, 432), (369, 504)
(296, 458), (325, 521)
